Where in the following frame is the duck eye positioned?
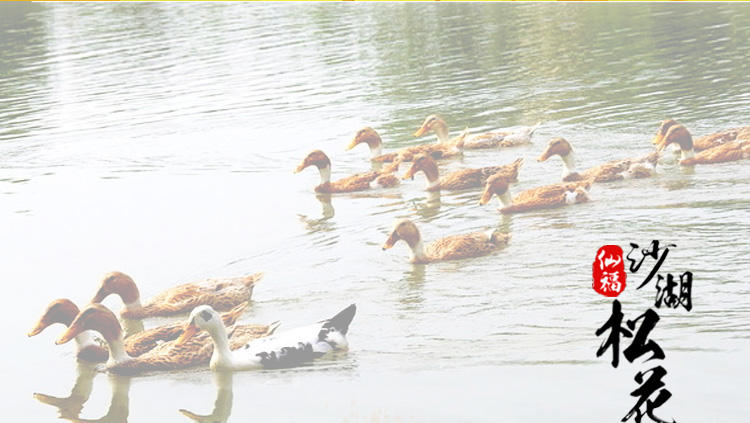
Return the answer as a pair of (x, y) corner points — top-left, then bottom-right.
(200, 310), (212, 321)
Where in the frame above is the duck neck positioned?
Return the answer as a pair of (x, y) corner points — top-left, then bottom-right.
(496, 191), (512, 208)
(74, 331), (100, 352)
(680, 148), (695, 161)
(368, 143), (383, 159)
(561, 153), (576, 178)
(408, 239), (428, 263)
(433, 123), (451, 144)
(420, 161), (440, 189)
(104, 334), (131, 367)
(317, 165), (331, 185)
(206, 323), (234, 370)
(122, 299), (143, 314)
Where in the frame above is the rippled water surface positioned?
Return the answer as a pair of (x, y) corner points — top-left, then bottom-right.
(2, 3), (750, 422)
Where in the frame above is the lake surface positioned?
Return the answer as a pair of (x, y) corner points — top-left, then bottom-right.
(2, 3), (749, 422)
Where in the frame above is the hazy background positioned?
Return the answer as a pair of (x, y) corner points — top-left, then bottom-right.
(2, 3), (749, 421)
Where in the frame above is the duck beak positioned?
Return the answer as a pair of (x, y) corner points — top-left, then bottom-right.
(293, 162), (307, 174)
(413, 125), (428, 138)
(478, 186), (493, 206)
(537, 150), (551, 162)
(402, 163), (418, 181)
(345, 139), (358, 151)
(382, 233), (398, 251)
(178, 409), (207, 421)
(651, 134), (663, 146)
(176, 322), (200, 345)
(55, 326), (78, 345)
(90, 288), (107, 304)
(27, 320), (48, 337)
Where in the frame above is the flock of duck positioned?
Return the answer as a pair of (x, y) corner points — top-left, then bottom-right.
(29, 116), (749, 378)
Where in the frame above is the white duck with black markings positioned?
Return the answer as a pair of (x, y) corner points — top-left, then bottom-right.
(177, 304), (356, 371)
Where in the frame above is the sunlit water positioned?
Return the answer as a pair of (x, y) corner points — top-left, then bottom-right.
(2, 3), (749, 422)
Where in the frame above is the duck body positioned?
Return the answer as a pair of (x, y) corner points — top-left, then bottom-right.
(538, 137), (658, 182)
(414, 115), (540, 150)
(382, 219), (510, 263)
(91, 271), (262, 319)
(347, 126), (463, 163)
(654, 122), (750, 165)
(56, 303), (277, 374)
(180, 304), (356, 371)
(480, 174), (592, 215)
(316, 170), (399, 194)
(296, 149), (399, 193)
(403, 154), (523, 192)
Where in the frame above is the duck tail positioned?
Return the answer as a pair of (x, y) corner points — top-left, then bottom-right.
(221, 301), (250, 326)
(486, 229), (511, 246)
(266, 320), (282, 336)
(243, 272), (264, 287)
(323, 304), (357, 335)
(529, 121), (542, 135)
(508, 157), (524, 181)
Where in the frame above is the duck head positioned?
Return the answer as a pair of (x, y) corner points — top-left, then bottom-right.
(56, 304), (122, 345)
(382, 219), (422, 251)
(177, 305), (221, 345)
(656, 123), (693, 152)
(346, 127), (383, 157)
(28, 299), (80, 337)
(537, 137), (573, 162)
(91, 271), (141, 306)
(414, 115), (450, 142)
(294, 150), (331, 174)
(651, 119), (680, 146)
(479, 173), (512, 208)
(402, 153), (439, 183)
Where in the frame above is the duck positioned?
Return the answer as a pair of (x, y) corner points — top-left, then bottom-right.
(652, 119), (750, 152)
(30, 299), (256, 363)
(403, 153), (523, 191)
(479, 173), (592, 214)
(381, 218), (510, 263)
(653, 121), (750, 165)
(56, 303), (278, 374)
(90, 271), (262, 319)
(537, 137), (659, 182)
(345, 126), (464, 163)
(295, 149), (399, 193)
(414, 115), (540, 149)
(176, 304), (356, 371)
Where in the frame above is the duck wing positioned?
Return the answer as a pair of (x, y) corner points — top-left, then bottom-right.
(682, 141), (744, 165)
(137, 274), (261, 317)
(426, 232), (499, 261)
(234, 304), (356, 370)
(328, 171), (379, 192)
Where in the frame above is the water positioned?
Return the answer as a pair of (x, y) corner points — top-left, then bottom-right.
(2, 3), (749, 421)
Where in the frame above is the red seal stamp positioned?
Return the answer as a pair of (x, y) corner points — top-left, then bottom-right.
(593, 245), (627, 297)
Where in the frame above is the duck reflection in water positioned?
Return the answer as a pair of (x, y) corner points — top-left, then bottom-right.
(34, 363), (97, 420)
(298, 193), (335, 231)
(179, 371), (234, 423)
(409, 191), (442, 219)
(35, 367), (132, 423)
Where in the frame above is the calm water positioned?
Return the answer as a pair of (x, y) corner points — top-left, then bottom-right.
(2, 3), (750, 422)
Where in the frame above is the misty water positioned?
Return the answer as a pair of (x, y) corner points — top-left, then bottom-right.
(2, 3), (749, 422)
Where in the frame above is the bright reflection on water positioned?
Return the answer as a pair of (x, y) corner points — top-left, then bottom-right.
(2, 3), (750, 422)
